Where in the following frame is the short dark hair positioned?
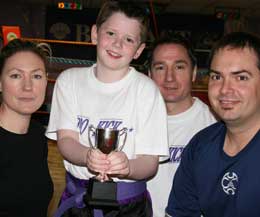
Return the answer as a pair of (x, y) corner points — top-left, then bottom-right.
(208, 31), (260, 69)
(148, 34), (197, 70)
(0, 39), (50, 76)
(96, 1), (149, 43)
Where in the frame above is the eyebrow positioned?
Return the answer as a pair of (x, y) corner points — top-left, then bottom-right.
(103, 27), (138, 40)
(209, 69), (252, 75)
(152, 59), (188, 66)
(7, 68), (45, 73)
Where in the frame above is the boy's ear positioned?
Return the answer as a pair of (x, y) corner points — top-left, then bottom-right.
(133, 43), (145, 60)
(192, 65), (197, 82)
(91, 25), (98, 45)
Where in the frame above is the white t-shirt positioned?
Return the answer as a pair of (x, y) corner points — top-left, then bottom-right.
(46, 65), (169, 181)
(147, 97), (217, 217)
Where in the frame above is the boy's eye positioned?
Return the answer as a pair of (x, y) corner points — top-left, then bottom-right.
(126, 37), (134, 43)
(107, 31), (115, 36)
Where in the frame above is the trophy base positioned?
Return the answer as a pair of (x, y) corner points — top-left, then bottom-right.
(84, 178), (119, 207)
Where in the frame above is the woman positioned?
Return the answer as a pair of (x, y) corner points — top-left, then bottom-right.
(0, 39), (53, 217)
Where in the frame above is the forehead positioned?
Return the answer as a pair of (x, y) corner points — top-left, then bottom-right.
(211, 47), (259, 71)
(3, 51), (45, 71)
(153, 43), (190, 62)
(100, 12), (141, 36)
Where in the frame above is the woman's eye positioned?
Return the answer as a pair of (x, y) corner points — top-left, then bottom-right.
(33, 74), (43, 79)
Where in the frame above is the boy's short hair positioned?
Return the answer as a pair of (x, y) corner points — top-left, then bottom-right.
(96, 1), (149, 43)
(149, 34), (197, 70)
(208, 31), (260, 70)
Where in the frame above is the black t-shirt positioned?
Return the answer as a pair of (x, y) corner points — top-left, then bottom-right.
(0, 120), (53, 217)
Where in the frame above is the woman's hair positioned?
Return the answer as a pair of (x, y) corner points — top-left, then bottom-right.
(0, 39), (52, 75)
(95, 1), (149, 43)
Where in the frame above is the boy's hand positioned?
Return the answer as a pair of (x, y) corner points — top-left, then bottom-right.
(106, 151), (130, 178)
(85, 148), (110, 175)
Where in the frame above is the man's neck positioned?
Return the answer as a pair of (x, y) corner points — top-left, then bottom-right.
(166, 97), (194, 115)
(224, 121), (260, 156)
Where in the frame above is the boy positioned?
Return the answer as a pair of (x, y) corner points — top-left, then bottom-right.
(46, 1), (168, 217)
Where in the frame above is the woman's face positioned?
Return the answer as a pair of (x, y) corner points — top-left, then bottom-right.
(0, 51), (47, 116)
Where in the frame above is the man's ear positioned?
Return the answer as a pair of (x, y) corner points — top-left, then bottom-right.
(192, 65), (197, 82)
(91, 25), (98, 45)
(148, 69), (151, 78)
(133, 43), (145, 60)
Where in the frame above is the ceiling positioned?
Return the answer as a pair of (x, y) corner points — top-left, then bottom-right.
(18, 0), (260, 18)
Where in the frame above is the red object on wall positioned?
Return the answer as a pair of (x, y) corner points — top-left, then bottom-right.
(2, 26), (21, 46)
(192, 90), (210, 106)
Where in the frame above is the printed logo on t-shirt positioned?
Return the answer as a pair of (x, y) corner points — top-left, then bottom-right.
(97, 119), (123, 129)
(77, 117), (131, 136)
(77, 116), (90, 135)
(169, 146), (184, 163)
(221, 172), (239, 195)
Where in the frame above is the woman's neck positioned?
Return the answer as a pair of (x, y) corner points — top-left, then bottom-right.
(0, 106), (31, 134)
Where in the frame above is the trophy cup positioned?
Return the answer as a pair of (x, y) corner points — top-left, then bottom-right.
(84, 125), (127, 207)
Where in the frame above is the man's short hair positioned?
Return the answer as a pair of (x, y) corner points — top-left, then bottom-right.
(148, 34), (197, 70)
(208, 31), (260, 70)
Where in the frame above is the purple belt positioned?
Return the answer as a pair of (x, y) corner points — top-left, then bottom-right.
(54, 172), (148, 217)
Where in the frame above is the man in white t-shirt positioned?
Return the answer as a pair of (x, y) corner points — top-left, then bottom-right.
(147, 34), (217, 217)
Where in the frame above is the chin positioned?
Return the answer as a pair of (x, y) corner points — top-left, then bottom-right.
(18, 107), (40, 116)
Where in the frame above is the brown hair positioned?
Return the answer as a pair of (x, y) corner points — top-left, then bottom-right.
(0, 39), (51, 76)
(96, 1), (149, 43)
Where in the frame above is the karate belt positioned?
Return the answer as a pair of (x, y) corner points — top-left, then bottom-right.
(54, 172), (148, 217)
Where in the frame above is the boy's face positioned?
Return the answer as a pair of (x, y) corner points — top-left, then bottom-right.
(208, 46), (260, 127)
(91, 12), (145, 71)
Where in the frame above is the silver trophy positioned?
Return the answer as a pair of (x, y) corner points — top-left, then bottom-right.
(88, 125), (127, 154)
(85, 125), (127, 207)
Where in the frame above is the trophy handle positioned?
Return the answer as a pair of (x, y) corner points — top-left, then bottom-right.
(117, 128), (127, 151)
(88, 125), (97, 149)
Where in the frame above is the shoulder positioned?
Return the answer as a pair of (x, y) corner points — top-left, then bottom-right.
(196, 121), (224, 140)
(193, 97), (217, 119)
(184, 122), (225, 158)
(30, 120), (46, 135)
(57, 66), (92, 82)
(194, 97), (211, 111)
(130, 68), (160, 95)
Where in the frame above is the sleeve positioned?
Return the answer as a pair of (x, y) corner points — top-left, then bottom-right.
(166, 136), (201, 217)
(46, 70), (79, 140)
(135, 78), (169, 156)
